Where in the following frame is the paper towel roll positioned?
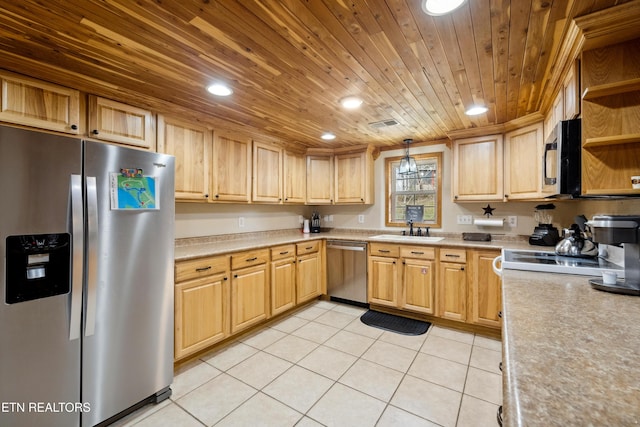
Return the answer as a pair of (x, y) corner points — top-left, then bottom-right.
(474, 218), (504, 227)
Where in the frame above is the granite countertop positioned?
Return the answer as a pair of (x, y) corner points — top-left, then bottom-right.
(501, 270), (640, 426)
(174, 228), (536, 260)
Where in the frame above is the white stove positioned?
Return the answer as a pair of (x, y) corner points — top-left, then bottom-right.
(495, 249), (624, 277)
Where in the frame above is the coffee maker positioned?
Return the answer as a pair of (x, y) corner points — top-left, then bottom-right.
(587, 215), (640, 296)
(529, 204), (560, 246)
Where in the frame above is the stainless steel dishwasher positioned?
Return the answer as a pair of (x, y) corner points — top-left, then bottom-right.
(326, 240), (368, 306)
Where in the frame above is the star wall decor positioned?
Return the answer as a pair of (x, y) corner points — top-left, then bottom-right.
(482, 204), (495, 217)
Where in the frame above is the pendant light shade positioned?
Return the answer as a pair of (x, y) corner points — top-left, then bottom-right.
(398, 139), (418, 175)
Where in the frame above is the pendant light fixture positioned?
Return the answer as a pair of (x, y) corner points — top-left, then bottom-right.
(398, 139), (418, 175)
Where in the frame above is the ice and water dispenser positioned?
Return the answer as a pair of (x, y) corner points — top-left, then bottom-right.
(5, 233), (71, 304)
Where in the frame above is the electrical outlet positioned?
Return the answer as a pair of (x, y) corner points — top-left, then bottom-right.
(238, 217), (245, 228)
(323, 215), (329, 222)
(457, 215), (472, 225)
(358, 214), (365, 224)
(298, 215), (304, 224)
(328, 215), (334, 222)
(507, 216), (518, 227)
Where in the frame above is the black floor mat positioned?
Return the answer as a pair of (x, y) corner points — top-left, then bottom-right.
(360, 310), (430, 336)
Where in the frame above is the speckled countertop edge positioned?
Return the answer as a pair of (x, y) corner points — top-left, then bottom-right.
(502, 270), (640, 426)
(174, 228), (535, 260)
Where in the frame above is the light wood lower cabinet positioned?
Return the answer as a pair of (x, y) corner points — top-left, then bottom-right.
(401, 246), (436, 315)
(368, 243), (400, 308)
(270, 245), (296, 316)
(174, 255), (230, 360)
(437, 248), (467, 322)
(296, 241), (322, 304)
(230, 249), (270, 334)
(469, 249), (502, 328)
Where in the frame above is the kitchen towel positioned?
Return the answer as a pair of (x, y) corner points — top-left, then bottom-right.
(474, 218), (504, 227)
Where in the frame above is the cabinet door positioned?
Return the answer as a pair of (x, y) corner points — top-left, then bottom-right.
(367, 255), (399, 307)
(401, 258), (435, 315)
(452, 135), (503, 201)
(0, 71), (80, 134)
(211, 133), (252, 202)
(438, 262), (467, 322)
(335, 151), (367, 204)
(157, 115), (211, 201)
(306, 155), (333, 204)
(296, 252), (321, 304)
(563, 59), (580, 120)
(504, 122), (543, 200)
(469, 250), (502, 328)
(231, 264), (269, 334)
(252, 141), (283, 203)
(175, 273), (229, 360)
(271, 257), (296, 316)
(88, 96), (155, 150)
(283, 151), (306, 204)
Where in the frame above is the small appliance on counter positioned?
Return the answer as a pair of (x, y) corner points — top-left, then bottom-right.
(587, 215), (640, 296)
(529, 204), (560, 246)
(311, 211), (321, 233)
(555, 216), (598, 258)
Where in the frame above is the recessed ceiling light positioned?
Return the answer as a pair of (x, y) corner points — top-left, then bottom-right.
(422, 0), (467, 16)
(321, 132), (336, 140)
(340, 96), (363, 109)
(206, 83), (233, 96)
(465, 105), (488, 116)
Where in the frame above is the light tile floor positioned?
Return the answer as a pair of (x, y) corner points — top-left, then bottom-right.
(114, 300), (502, 427)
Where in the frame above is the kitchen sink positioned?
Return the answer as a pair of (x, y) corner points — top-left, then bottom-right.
(369, 234), (444, 243)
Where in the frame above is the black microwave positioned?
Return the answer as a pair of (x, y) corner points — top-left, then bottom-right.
(542, 118), (581, 198)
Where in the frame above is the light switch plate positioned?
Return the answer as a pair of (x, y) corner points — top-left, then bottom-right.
(457, 215), (472, 225)
(238, 217), (245, 228)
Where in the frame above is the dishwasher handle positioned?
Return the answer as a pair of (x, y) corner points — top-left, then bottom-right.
(326, 241), (367, 251)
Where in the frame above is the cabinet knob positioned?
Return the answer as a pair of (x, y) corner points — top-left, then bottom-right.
(215, 194), (219, 198)
(454, 195), (458, 199)
(498, 311), (502, 318)
(224, 277), (228, 281)
(505, 194), (509, 198)
(233, 274), (238, 278)
(460, 267), (465, 271)
(361, 198), (364, 202)
(204, 194), (209, 198)
(392, 261), (396, 264)
(70, 124), (78, 130)
(285, 198), (288, 201)
(278, 198), (282, 201)
(92, 129), (99, 135)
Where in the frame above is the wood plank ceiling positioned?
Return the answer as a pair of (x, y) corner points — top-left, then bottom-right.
(0, 0), (633, 150)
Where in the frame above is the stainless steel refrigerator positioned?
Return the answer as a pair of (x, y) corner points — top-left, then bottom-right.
(0, 125), (175, 426)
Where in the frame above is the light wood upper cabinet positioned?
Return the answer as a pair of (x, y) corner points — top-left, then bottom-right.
(581, 38), (640, 196)
(452, 134), (504, 201)
(88, 95), (155, 150)
(252, 140), (283, 203)
(157, 115), (211, 201)
(211, 133), (252, 202)
(306, 154), (334, 204)
(468, 249), (502, 329)
(563, 59), (580, 121)
(283, 151), (306, 204)
(334, 148), (374, 204)
(504, 122), (544, 200)
(0, 71), (80, 134)
(174, 255), (230, 361)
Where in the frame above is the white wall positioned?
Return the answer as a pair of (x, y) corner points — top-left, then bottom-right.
(175, 144), (640, 238)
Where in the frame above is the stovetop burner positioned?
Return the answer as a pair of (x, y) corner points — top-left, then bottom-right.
(501, 249), (624, 277)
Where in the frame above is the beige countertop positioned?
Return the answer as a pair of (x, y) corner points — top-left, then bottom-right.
(501, 270), (640, 426)
(174, 228), (535, 260)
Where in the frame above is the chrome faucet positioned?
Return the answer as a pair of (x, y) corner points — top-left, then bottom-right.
(407, 220), (414, 236)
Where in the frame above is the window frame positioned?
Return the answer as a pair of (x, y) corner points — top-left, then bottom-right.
(385, 152), (443, 228)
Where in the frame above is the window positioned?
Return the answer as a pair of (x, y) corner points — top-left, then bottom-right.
(385, 152), (442, 228)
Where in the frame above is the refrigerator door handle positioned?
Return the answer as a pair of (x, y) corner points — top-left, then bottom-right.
(84, 176), (99, 337)
(69, 174), (84, 340)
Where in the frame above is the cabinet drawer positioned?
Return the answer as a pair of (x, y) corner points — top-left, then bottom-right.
(176, 255), (229, 282)
(400, 245), (435, 260)
(296, 240), (320, 255)
(271, 244), (296, 261)
(369, 243), (400, 257)
(440, 248), (467, 263)
(231, 249), (270, 270)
